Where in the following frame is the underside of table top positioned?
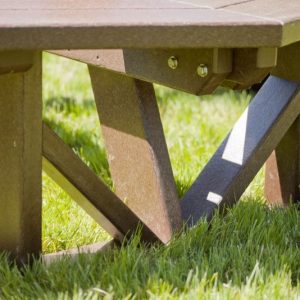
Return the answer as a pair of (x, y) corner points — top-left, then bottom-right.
(0, 0), (299, 49)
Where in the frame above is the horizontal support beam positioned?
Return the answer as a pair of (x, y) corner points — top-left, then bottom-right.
(181, 76), (300, 225)
(50, 48), (232, 95)
(43, 240), (115, 265)
(51, 47), (277, 94)
(42, 123), (158, 243)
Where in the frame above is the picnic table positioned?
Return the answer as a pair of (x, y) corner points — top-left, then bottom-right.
(1, 0), (300, 264)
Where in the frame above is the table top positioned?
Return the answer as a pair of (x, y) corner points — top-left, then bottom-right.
(0, 0), (299, 50)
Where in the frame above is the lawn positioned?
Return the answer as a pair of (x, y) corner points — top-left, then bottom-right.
(0, 53), (299, 299)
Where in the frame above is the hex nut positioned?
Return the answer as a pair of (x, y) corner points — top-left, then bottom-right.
(168, 56), (178, 70)
(197, 64), (208, 77)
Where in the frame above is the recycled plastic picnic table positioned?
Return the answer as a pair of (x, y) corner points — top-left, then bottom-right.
(1, 0), (300, 264)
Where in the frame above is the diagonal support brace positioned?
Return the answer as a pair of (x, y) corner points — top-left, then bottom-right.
(42, 123), (159, 243)
(181, 76), (300, 225)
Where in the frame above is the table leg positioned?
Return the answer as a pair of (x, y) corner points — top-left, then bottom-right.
(0, 51), (42, 264)
(89, 67), (182, 243)
(181, 76), (300, 225)
(265, 118), (300, 205)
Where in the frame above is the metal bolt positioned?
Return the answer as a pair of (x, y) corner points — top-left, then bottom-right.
(197, 64), (208, 77)
(168, 56), (178, 70)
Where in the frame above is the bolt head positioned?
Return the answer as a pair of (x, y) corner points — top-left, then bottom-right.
(168, 56), (178, 70)
(197, 64), (208, 77)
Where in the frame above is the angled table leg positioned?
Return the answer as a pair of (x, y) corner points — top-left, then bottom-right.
(89, 67), (182, 243)
(181, 76), (300, 226)
(0, 51), (42, 264)
(265, 117), (300, 205)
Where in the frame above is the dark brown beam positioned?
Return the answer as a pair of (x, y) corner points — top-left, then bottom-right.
(265, 117), (300, 205)
(43, 240), (115, 265)
(89, 67), (182, 243)
(181, 76), (300, 225)
(222, 47), (277, 90)
(42, 123), (158, 243)
(50, 48), (232, 95)
(0, 51), (42, 264)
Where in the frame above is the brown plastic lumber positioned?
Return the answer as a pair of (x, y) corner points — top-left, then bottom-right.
(181, 76), (300, 226)
(0, 51), (42, 265)
(1, 0), (300, 50)
(264, 42), (300, 205)
(50, 48), (232, 96)
(222, 47), (277, 90)
(265, 117), (300, 205)
(89, 67), (182, 243)
(224, 0), (300, 47)
(51, 45), (278, 95)
(0, 50), (35, 75)
(43, 240), (115, 265)
(42, 123), (159, 244)
(271, 42), (300, 83)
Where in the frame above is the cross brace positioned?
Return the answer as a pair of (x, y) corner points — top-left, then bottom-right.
(181, 76), (300, 224)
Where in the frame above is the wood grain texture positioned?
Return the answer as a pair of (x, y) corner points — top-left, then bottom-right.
(89, 67), (182, 243)
(0, 0), (294, 49)
(181, 76), (300, 225)
(51, 48), (232, 95)
(42, 124), (158, 243)
(265, 118), (300, 205)
(0, 51), (42, 264)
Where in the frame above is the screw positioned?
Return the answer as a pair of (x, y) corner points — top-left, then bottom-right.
(197, 64), (208, 77)
(168, 56), (178, 70)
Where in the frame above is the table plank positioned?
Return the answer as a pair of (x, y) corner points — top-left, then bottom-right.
(224, 0), (300, 21)
(173, 0), (253, 9)
(0, 0), (289, 49)
(0, 0), (197, 9)
(223, 0), (300, 46)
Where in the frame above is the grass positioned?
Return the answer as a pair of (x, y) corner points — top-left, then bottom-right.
(0, 53), (299, 299)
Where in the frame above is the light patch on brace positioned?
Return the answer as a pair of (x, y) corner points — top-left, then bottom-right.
(206, 192), (223, 205)
(222, 107), (248, 165)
